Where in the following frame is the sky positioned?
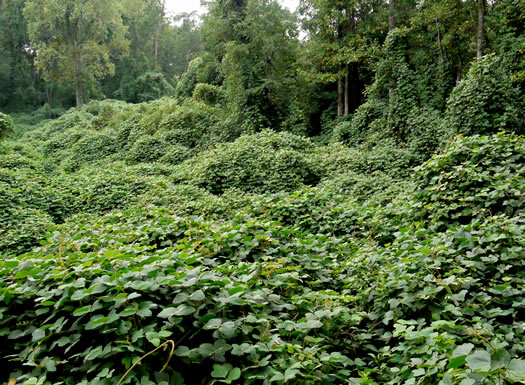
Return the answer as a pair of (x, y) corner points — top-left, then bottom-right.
(164, 0), (300, 16)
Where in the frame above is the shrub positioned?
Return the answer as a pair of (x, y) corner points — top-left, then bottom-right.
(42, 129), (84, 158)
(0, 153), (40, 171)
(30, 103), (66, 123)
(0, 112), (14, 139)
(413, 132), (525, 229)
(174, 130), (324, 194)
(316, 140), (417, 178)
(125, 135), (169, 164)
(157, 100), (229, 148)
(116, 72), (175, 103)
(175, 57), (204, 98)
(319, 170), (403, 202)
(115, 115), (142, 151)
(0, 168), (55, 255)
(39, 109), (94, 138)
(405, 106), (447, 162)
(82, 99), (130, 130)
(63, 133), (118, 171)
(331, 99), (387, 145)
(159, 144), (192, 165)
(0, 207), (53, 256)
(192, 83), (225, 105)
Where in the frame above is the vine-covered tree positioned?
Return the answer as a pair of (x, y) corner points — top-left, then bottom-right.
(201, 0), (299, 129)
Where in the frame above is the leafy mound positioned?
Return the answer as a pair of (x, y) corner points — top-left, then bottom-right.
(1, 132), (524, 385)
(0, 112), (14, 139)
(174, 130), (324, 194)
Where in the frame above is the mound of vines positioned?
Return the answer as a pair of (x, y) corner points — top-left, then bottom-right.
(0, 99), (523, 385)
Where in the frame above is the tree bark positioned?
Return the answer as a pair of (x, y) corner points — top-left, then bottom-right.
(344, 67), (350, 116)
(74, 45), (84, 106)
(435, 17), (445, 72)
(388, 0), (395, 102)
(154, 28), (159, 70)
(477, 0), (484, 58)
(46, 86), (52, 106)
(456, 54), (463, 85)
(337, 76), (344, 117)
(152, 0), (165, 70)
(388, 0), (395, 31)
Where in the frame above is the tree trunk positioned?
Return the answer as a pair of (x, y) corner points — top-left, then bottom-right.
(388, 0), (395, 31)
(154, 22), (161, 70)
(388, 0), (395, 102)
(46, 86), (52, 106)
(344, 67), (350, 116)
(337, 77), (344, 117)
(477, 0), (484, 58)
(456, 55), (463, 85)
(154, 32), (159, 70)
(74, 45), (84, 106)
(435, 17), (445, 72)
(152, 0), (165, 70)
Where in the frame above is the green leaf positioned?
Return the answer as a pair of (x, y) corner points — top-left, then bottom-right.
(413, 368), (425, 377)
(45, 359), (57, 372)
(453, 343), (474, 357)
(175, 304), (195, 316)
(73, 306), (91, 316)
(284, 367), (300, 381)
(219, 322), (236, 338)
(466, 350), (491, 371)
(508, 359), (525, 381)
(447, 355), (467, 369)
(146, 332), (160, 347)
(158, 330), (172, 337)
(269, 372), (284, 382)
(226, 367), (241, 382)
(158, 305), (194, 318)
(4, 260), (19, 269)
(204, 318), (222, 329)
(491, 349), (510, 369)
(189, 290), (205, 301)
(211, 363), (232, 378)
(227, 287), (244, 296)
(419, 247), (432, 256)
(32, 328), (45, 341)
(71, 290), (88, 301)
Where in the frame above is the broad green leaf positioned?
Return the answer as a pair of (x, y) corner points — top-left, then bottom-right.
(447, 356), (467, 369)
(466, 350), (491, 371)
(491, 349), (510, 369)
(73, 306), (92, 316)
(32, 328), (45, 341)
(211, 363), (232, 378)
(225, 367), (241, 382)
(508, 359), (525, 381)
(453, 344), (474, 358)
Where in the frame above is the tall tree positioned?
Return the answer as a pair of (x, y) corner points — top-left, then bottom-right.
(145, 0), (166, 70)
(299, 0), (386, 118)
(24, 0), (129, 106)
(0, 0), (44, 110)
(201, 0), (299, 128)
(477, 0), (484, 58)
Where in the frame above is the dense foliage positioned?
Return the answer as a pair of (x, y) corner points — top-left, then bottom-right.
(1, 93), (524, 385)
(0, 0), (524, 384)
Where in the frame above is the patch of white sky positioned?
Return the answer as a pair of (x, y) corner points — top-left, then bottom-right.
(164, 0), (300, 17)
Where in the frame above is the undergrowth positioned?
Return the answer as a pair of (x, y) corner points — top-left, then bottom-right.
(0, 98), (523, 385)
